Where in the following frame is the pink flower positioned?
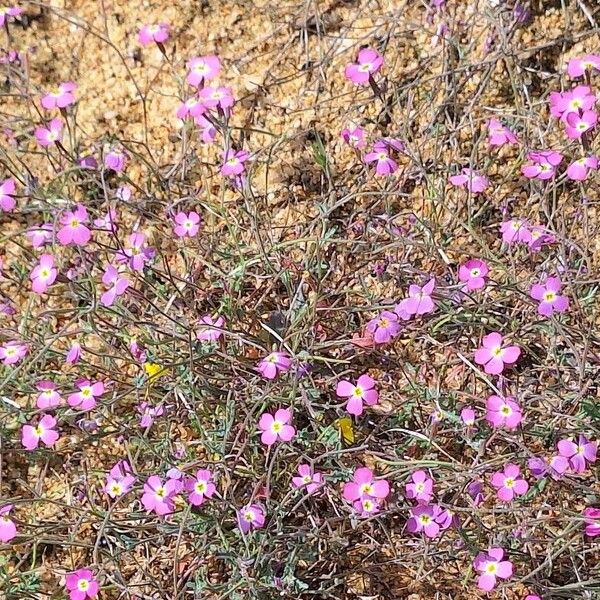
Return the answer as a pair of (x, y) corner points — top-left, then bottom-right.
(41, 82), (77, 110)
(173, 211), (201, 237)
(141, 475), (181, 515)
(30, 253), (57, 294)
(0, 177), (16, 211)
(66, 341), (82, 364)
(257, 351), (292, 380)
(461, 406), (476, 427)
(459, 259), (488, 291)
(138, 402), (164, 428)
(344, 47), (383, 85)
(237, 503), (265, 533)
(0, 341), (27, 365)
(549, 85), (596, 119)
(558, 435), (597, 473)
(396, 279), (436, 317)
(487, 118), (518, 146)
(583, 507), (600, 537)
(566, 54), (600, 78)
(406, 504), (445, 538)
(341, 125), (366, 149)
(185, 469), (216, 506)
(343, 467), (390, 504)
(364, 141), (397, 176)
(474, 331), (520, 375)
(258, 408), (295, 445)
(565, 109), (597, 139)
(292, 464), (323, 495)
(194, 113), (217, 143)
(116, 232), (154, 271)
(353, 496), (382, 517)
(335, 373), (379, 416)
(529, 455), (568, 480)
(26, 223), (53, 247)
(94, 208), (117, 231)
(34, 117), (63, 146)
(138, 23), (170, 46)
(0, 505), (17, 543)
(186, 55), (221, 87)
(449, 168), (489, 193)
(57, 205), (91, 246)
(366, 310), (400, 343)
(196, 314), (225, 342)
(68, 379), (105, 411)
(566, 154), (598, 180)
(104, 460), (135, 498)
(176, 95), (206, 119)
(0, 6), (22, 28)
(474, 548), (513, 592)
(521, 150), (563, 180)
(220, 149), (249, 176)
(65, 568), (99, 600)
(530, 277), (569, 317)
(22, 414), (59, 450)
(405, 470), (433, 504)
(486, 395), (523, 429)
(525, 596), (541, 600)
(500, 218), (531, 244)
(100, 264), (129, 307)
(199, 85), (235, 112)
(36, 380), (62, 409)
(104, 149), (128, 172)
(491, 463), (529, 502)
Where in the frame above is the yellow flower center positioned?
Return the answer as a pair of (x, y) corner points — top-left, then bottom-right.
(77, 579), (90, 591)
(543, 291), (556, 302)
(504, 477), (515, 488)
(272, 421), (282, 433)
(155, 486), (166, 499)
(485, 562), (497, 574)
(243, 510), (254, 522)
(195, 481), (207, 494)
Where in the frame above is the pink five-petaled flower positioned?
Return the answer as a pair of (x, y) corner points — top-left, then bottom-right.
(186, 55), (221, 87)
(220, 149), (249, 176)
(521, 150), (563, 180)
(117, 232), (154, 271)
(343, 467), (390, 508)
(0, 341), (27, 365)
(173, 211), (201, 237)
(100, 264), (129, 307)
(199, 85), (235, 112)
(558, 435), (597, 473)
(21, 414), (59, 450)
(474, 548), (513, 592)
(405, 470), (434, 504)
(256, 351), (292, 380)
(238, 503), (265, 533)
(258, 408), (295, 446)
(474, 332), (520, 375)
(491, 463), (529, 502)
(138, 23), (170, 46)
(486, 395), (523, 429)
(30, 253), (57, 294)
(65, 569), (99, 600)
(36, 380), (62, 409)
(500, 218), (531, 245)
(57, 205), (91, 246)
(341, 125), (366, 149)
(0, 177), (16, 211)
(567, 54), (600, 78)
(68, 379), (105, 411)
(141, 475), (181, 515)
(34, 117), (63, 147)
(565, 110), (597, 139)
(366, 310), (400, 344)
(292, 464), (323, 495)
(396, 279), (436, 317)
(344, 47), (383, 85)
(41, 82), (77, 110)
(335, 373), (379, 416)
(104, 460), (135, 499)
(0, 505), (17, 543)
(104, 149), (128, 172)
(449, 168), (489, 193)
(196, 314), (225, 342)
(583, 507), (600, 537)
(530, 277), (569, 317)
(487, 118), (518, 146)
(406, 504), (448, 538)
(364, 141), (397, 176)
(185, 469), (216, 506)
(566, 154), (598, 181)
(459, 259), (489, 291)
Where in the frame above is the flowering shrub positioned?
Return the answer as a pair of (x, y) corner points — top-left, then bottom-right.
(0, 2), (599, 599)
